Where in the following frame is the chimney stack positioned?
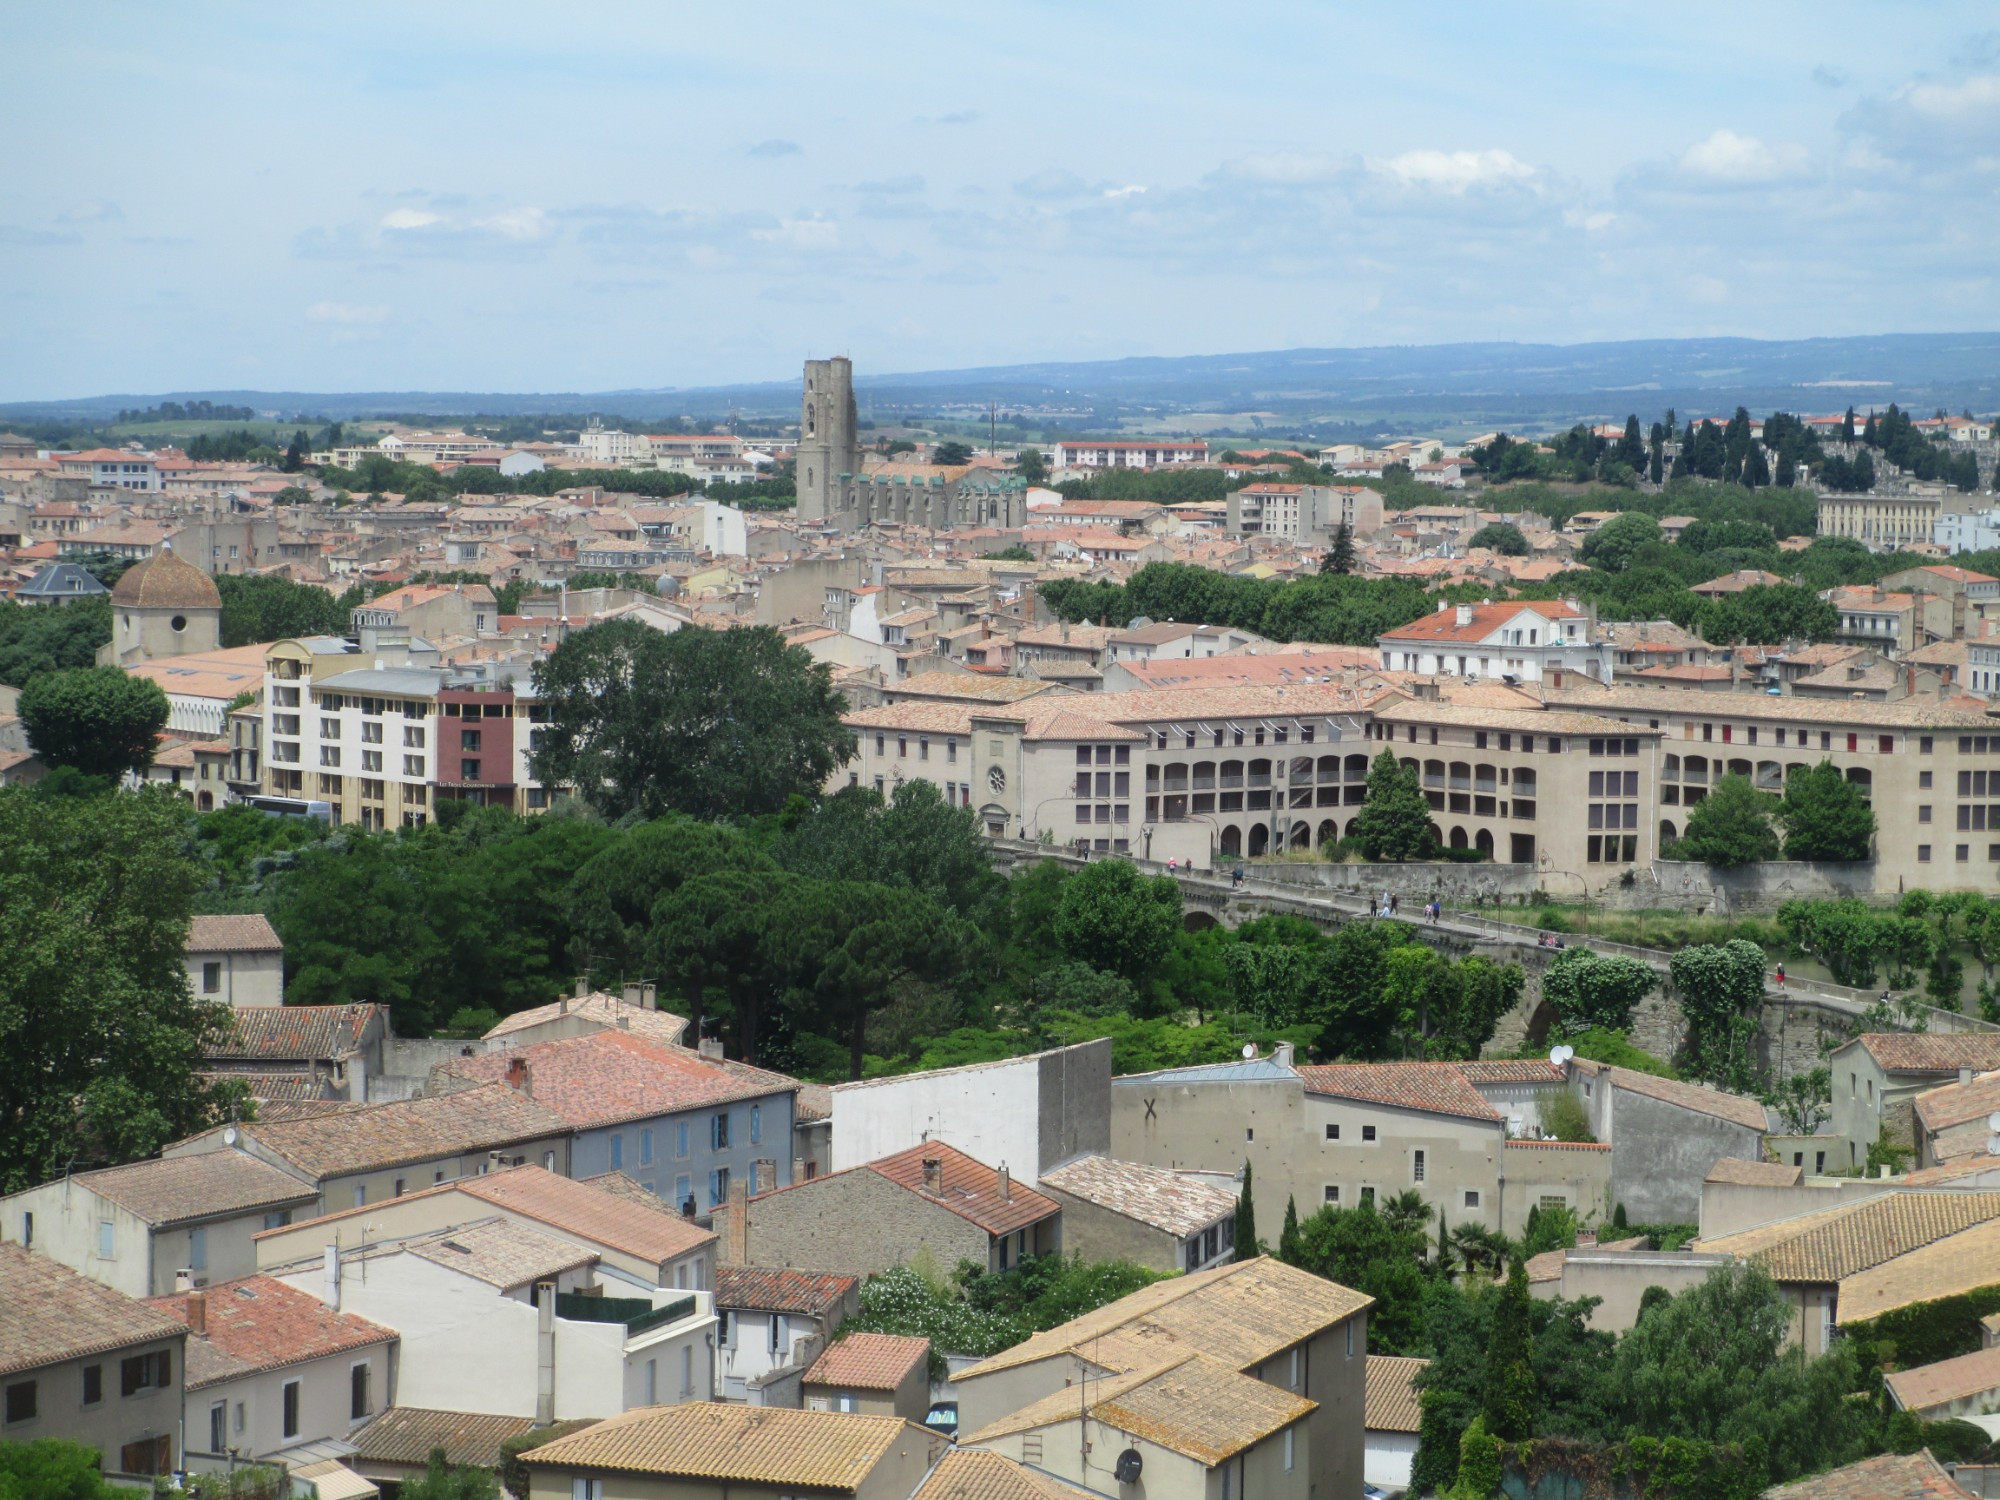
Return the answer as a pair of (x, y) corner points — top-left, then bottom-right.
(623, 982), (644, 1008)
(506, 1056), (533, 1097)
(721, 1178), (750, 1265)
(1275, 1040), (1296, 1069)
(1455, 603), (1474, 627)
(698, 1037), (724, 1061)
(1962, 1067), (1976, 1086)
(574, 976), (589, 999)
(998, 1164), (1011, 1202)
(921, 1157), (943, 1195)
(324, 1244), (341, 1313)
(641, 982), (657, 1011)
(186, 1289), (207, 1337)
(536, 1284), (556, 1426)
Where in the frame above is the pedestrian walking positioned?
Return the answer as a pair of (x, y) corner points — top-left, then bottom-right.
(1775, 963), (1786, 989)
(1232, 865), (1245, 891)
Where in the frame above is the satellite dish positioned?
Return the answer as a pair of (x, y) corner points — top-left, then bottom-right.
(1242, 1043), (1259, 1060)
(1548, 1045), (1574, 1066)
(1114, 1449), (1144, 1484)
(223, 1125), (239, 1147)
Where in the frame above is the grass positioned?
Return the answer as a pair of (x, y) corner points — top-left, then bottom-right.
(1472, 903), (1785, 954)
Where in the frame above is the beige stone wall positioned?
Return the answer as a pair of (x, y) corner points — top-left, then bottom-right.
(739, 1169), (991, 1280)
(1038, 1187), (1183, 1273)
(3, 1341), (185, 1478)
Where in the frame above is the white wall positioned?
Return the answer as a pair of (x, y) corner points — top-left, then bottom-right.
(0, 1184), (154, 1298)
(188, 1341), (392, 1462)
(1365, 1431), (1417, 1489)
(832, 1053), (1043, 1177)
(186, 949), (284, 1009)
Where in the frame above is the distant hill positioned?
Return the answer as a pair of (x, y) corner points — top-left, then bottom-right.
(7, 333), (1997, 436)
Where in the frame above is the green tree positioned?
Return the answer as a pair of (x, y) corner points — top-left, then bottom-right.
(1014, 447), (1047, 484)
(215, 574), (351, 648)
(1670, 775), (1778, 866)
(0, 598), (112, 686)
(18, 667), (168, 778)
(0, 788), (244, 1188)
(932, 441), (973, 465)
(775, 780), (1001, 919)
(1483, 1259), (1537, 1440)
(1540, 1089), (1595, 1142)
(1776, 760), (1875, 861)
(1467, 522), (1529, 556)
(1763, 1065), (1831, 1135)
(1540, 948), (1658, 1038)
(0, 1438), (122, 1500)
(1669, 940), (1768, 1088)
(1352, 751), (1433, 861)
(1280, 1194), (1301, 1261)
(1236, 1161), (1258, 1256)
(400, 1448), (500, 1500)
(1695, 584), (1838, 646)
(1322, 522), (1356, 574)
(531, 619), (854, 821)
(1282, 1199), (1431, 1353)
(1579, 511), (1662, 572)
(1050, 860), (1182, 987)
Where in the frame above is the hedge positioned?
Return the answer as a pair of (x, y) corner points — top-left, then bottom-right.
(1841, 1282), (2000, 1370)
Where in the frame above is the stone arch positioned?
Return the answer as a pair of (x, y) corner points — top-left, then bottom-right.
(1448, 826), (1469, 850)
(1183, 910), (1220, 932)
(1317, 818), (1338, 847)
(1845, 766), (1873, 797)
(1220, 824), (1243, 857)
(1248, 823), (1270, 857)
(1474, 828), (1494, 857)
(1344, 753), (1370, 781)
(1428, 821), (1445, 847)
(1290, 756), (1314, 784)
(1290, 820), (1312, 850)
(1726, 758), (1752, 780)
(197, 791), (214, 812)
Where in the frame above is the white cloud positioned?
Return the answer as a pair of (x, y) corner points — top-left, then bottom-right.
(1900, 73), (2000, 123)
(380, 208), (443, 231)
(306, 301), (390, 324)
(1375, 149), (1535, 193)
(753, 215), (839, 250)
(1676, 129), (1812, 184)
(477, 206), (549, 240)
(1101, 184), (1146, 199)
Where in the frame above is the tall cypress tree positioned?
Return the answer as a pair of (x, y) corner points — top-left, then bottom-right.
(1323, 522), (1355, 574)
(1744, 442), (1771, 488)
(1617, 415), (1645, 470)
(1280, 1194), (1301, 1262)
(1483, 1257), (1537, 1440)
(1841, 406), (1856, 442)
(1235, 1161), (1258, 1257)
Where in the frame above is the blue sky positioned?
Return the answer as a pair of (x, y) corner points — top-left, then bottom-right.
(3, 2), (1999, 400)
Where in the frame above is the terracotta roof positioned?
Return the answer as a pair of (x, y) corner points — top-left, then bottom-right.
(964, 1352), (1312, 1466)
(1038, 1156), (1237, 1237)
(441, 1030), (795, 1129)
(350, 1408), (540, 1469)
(148, 1275), (395, 1389)
(1696, 1191), (2000, 1284)
(1853, 1034), (2000, 1075)
(955, 1256), (1370, 1381)
(1505, 1139), (1610, 1152)
(853, 1143), (1059, 1236)
(70, 1149), (316, 1225)
(1915, 1071), (2000, 1133)
(1841, 1216), (2000, 1323)
(1581, 1062), (1770, 1131)
(805, 1333), (930, 1391)
(1523, 1248), (1568, 1284)
(403, 1218), (598, 1289)
(913, 1449), (1096, 1500)
(187, 914), (283, 953)
(520, 1403), (924, 1489)
(1886, 1344), (2000, 1414)
(1456, 1059), (1564, 1084)
(1365, 1355), (1428, 1433)
(457, 1164), (714, 1264)
(1546, 683), (1998, 730)
(1764, 1450), (1973, 1499)
(209, 1004), (382, 1063)
(222, 1082), (569, 1178)
(1705, 1157), (1803, 1187)
(1903, 1154), (2000, 1186)
(0, 1243), (186, 1378)
(1379, 599), (1581, 642)
(1296, 1062), (1500, 1122)
(715, 1266), (857, 1318)
(110, 548), (221, 609)
(481, 990), (688, 1047)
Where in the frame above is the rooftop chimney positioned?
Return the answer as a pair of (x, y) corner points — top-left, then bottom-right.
(623, 982), (644, 1008)
(698, 1037), (724, 1061)
(1455, 604), (1474, 627)
(186, 1289), (207, 1337)
(640, 982), (657, 1011)
(324, 1244), (341, 1313)
(1962, 1067), (1976, 1086)
(505, 1056), (533, 1097)
(921, 1156), (944, 1195)
(1274, 1040), (1296, 1069)
(574, 976), (589, 1000)
(998, 1164), (1012, 1202)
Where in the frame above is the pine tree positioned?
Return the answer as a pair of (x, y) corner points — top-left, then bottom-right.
(1235, 1161), (1258, 1256)
(1280, 1194), (1301, 1262)
(282, 430), (307, 473)
(1855, 450), (1876, 491)
(1482, 1258), (1537, 1440)
(1841, 406), (1856, 442)
(1862, 413), (1880, 448)
(1617, 415), (1645, 470)
(1353, 750), (1434, 861)
(1744, 442), (1771, 488)
(1323, 522), (1355, 575)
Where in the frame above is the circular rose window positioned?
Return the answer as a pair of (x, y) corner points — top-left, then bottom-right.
(988, 766), (1007, 794)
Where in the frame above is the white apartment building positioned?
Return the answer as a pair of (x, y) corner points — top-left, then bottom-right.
(1377, 600), (1612, 684)
(57, 449), (163, 491)
(1051, 438), (1208, 471)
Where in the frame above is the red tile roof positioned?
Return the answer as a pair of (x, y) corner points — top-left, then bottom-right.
(441, 1029), (796, 1129)
(1378, 599), (1582, 643)
(148, 1275), (395, 1389)
(716, 1266), (858, 1318)
(1855, 1034), (2000, 1076)
(0, 1243), (186, 1378)
(804, 1333), (930, 1391)
(209, 1004), (382, 1063)
(457, 1164), (715, 1264)
(861, 1143), (1060, 1236)
(1295, 1062), (1500, 1122)
(188, 914), (283, 953)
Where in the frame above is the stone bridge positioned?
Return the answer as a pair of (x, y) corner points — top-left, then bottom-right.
(986, 840), (1995, 1077)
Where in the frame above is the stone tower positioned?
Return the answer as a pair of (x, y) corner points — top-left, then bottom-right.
(97, 544), (223, 667)
(796, 356), (859, 524)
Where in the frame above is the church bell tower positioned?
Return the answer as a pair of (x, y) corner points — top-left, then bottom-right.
(797, 357), (859, 524)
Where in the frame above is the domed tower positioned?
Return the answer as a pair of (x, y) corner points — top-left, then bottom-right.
(98, 545), (223, 666)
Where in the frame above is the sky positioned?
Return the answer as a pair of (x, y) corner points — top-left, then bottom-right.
(3, 2), (2000, 401)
